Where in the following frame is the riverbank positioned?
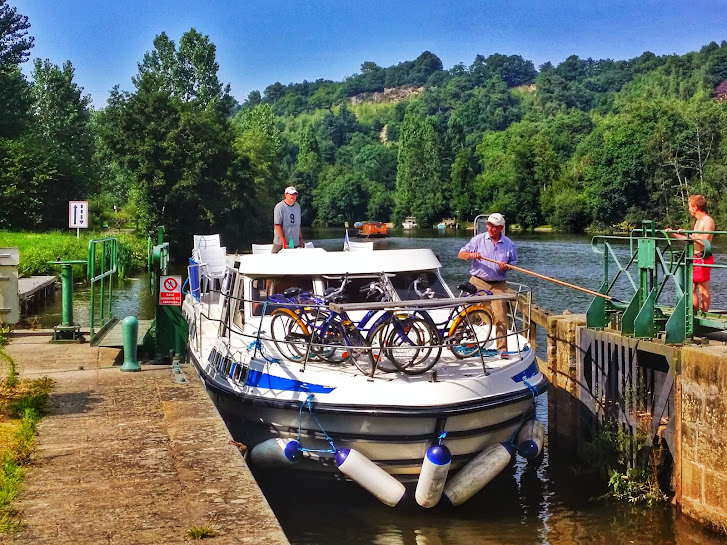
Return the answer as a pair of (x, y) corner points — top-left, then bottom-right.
(1, 332), (288, 544)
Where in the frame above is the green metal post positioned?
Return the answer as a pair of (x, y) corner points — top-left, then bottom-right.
(120, 316), (141, 372)
(61, 264), (74, 326)
(89, 243), (96, 337)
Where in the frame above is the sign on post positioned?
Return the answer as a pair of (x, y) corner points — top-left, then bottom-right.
(69, 201), (89, 228)
(159, 275), (182, 306)
(69, 201), (89, 238)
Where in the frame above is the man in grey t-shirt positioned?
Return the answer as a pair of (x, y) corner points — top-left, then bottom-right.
(272, 186), (305, 253)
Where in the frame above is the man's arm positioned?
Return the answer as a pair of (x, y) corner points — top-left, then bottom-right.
(274, 224), (287, 248)
(458, 249), (481, 260)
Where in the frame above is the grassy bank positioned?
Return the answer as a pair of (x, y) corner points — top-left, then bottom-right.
(1, 230), (148, 278)
(0, 333), (51, 533)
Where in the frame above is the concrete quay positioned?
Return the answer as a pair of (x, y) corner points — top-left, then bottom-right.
(2, 332), (289, 545)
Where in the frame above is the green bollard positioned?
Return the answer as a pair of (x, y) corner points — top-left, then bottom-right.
(120, 316), (141, 372)
(60, 264), (74, 326)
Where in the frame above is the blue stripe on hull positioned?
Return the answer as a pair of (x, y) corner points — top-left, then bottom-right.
(245, 369), (336, 394)
(511, 361), (539, 382)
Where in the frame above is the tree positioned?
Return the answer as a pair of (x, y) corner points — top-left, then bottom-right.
(133, 29), (233, 113)
(232, 103), (282, 211)
(0, 0), (34, 66)
(0, 65), (30, 137)
(97, 32), (258, 251)
(313, 168), (367, 226)
(394, 113), (445, 226)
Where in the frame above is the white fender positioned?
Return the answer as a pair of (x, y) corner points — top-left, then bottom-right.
(335, 448), (406, 507)
(442, 443), (513, 507)
(516, 420), (545, 460)
(415, 444), (452, 508)
(250, 438), (302, 467)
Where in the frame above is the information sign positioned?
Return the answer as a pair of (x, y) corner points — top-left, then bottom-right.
(69, 201), (89, 229)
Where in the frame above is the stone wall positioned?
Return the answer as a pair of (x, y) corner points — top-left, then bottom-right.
(543, 314), (727, 534)
(679, 343), (727, 533)
(543, 313), (588, 456)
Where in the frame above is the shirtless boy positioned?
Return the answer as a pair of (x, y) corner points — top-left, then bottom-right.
(666, 195), (716, 311)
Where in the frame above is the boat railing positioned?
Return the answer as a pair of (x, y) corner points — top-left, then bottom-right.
(192, 283), (533, 378)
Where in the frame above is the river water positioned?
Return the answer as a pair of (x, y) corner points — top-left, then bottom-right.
(29, 228), (727, 544)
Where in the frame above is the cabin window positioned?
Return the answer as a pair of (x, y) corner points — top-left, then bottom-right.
(250, 276), (315, 316)
(232, 361), (247, 383)
(389, 271), (449, 300)
(219, 355), (232, 375)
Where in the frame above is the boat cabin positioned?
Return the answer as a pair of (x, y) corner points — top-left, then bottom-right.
(219, 249), (452, 330)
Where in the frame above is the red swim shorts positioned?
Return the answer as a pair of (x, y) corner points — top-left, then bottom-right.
(693, 255), (714, 283)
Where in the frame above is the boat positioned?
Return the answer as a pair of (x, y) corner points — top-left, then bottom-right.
(182, 245), (547, 506)
(437, 218), (457, 231)
(356, 221), (388, 238)
(402, 216), (418, 229)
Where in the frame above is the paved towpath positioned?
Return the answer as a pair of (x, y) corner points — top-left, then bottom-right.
(2, 332), (289, 545)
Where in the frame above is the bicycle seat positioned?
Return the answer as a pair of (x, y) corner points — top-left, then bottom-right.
(458, 282), (477, 295)
(284, 287), (303, 298)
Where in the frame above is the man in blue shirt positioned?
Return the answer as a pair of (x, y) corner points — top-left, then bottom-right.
(458, 213), (517, 358)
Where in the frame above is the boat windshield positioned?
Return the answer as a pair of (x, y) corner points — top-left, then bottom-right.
(388, 270), (449, 301)
(250, 275), (315, 316)
(322, 274), (385, 304)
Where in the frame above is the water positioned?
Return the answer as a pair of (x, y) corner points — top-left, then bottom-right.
(31, 229), (727, 544)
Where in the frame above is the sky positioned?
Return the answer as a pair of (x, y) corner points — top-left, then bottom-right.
(12, 0), (727, 109)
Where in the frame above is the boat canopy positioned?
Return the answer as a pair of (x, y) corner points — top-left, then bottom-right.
(235, 248), (442, 277)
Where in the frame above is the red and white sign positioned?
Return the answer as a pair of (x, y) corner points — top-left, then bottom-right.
(159, 275), (182, 306)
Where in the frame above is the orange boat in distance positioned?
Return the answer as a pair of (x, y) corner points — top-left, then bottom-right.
(356, 221), (389, 238)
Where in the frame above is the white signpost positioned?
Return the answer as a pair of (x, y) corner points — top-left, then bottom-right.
(69, 201), (89, 237)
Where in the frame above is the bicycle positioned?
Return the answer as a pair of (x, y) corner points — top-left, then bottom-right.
(269, 280), (373, 374)
(409, 277), (495, 360)
(269, 275), (439, 376)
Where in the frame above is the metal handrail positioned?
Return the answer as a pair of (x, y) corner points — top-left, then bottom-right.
(88, 237), (118, 340)
(589, 223), (726, 342)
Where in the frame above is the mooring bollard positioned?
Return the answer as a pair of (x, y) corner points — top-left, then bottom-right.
(120, 316), (141, 372)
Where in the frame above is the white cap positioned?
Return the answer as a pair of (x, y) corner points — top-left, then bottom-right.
(285, 186), (298, 194)
(487, 213), (505, 227)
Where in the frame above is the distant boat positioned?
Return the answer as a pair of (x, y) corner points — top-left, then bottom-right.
(402, 216), (418, 229)
(436, 218), (457, 231)
(356, 221), (388, 238)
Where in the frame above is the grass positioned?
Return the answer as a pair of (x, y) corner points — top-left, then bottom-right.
(586, 418), (668, 506)
(0, 328), (52, 534)
(0, 230), (148, 278)
(186, 524), (218, 540)
(0, 372), (51, 533)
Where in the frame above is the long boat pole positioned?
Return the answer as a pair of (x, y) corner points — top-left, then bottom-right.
(477, 256), (613, 300)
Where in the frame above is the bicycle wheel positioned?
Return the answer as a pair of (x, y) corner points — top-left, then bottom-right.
(367, 322), (399, 373)
(341, 322), (375, 375)
(270, 309), (310, 361)
(313, 328), (348, 363)
(448, 306), (494, 359)
(387, 316), (441, 375)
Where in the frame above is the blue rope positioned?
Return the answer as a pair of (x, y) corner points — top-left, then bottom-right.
(247, 300), (280, 364)
(296, 394), (337, 454)
(438, 431), (447, 445)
